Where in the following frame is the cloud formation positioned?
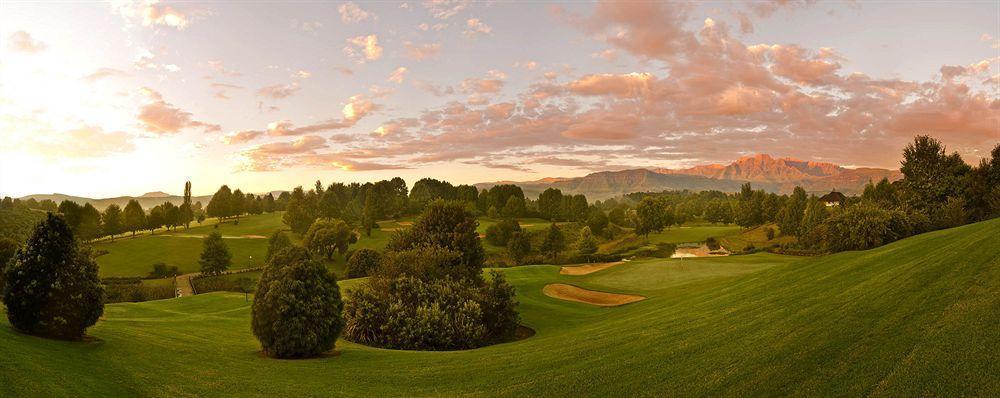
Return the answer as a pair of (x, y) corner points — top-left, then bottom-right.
(256, 83), (301, 99)
(338, 2), (375, 23)
(344, 34), (383, 62)
(7, 31), (46, 53)
(137, 87), (220, 134)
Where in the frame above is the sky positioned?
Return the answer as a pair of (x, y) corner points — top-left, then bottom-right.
(1, 0), (997, 198)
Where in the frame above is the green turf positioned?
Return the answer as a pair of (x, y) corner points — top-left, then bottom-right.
(3, 218), (997, 396)
(94, 212), (394, 278)
(720, 223), (796, 251)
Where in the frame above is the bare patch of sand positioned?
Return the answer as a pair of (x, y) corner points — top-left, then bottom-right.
(559, 261), (625, 276)
(542, 284), (646, 307)
(671, 244), (730, 258)
(397, 221), (413, 226)
(242, 235), (267, 239)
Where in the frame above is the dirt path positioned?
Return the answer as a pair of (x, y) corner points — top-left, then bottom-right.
(542, 284), (646, 307)
(174, 273), (198, 297)
(173, 267), (263, 298)
(559, 261), (625, 276)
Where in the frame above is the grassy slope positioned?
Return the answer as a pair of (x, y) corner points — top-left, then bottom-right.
(2, 218), (998, 396)
(94, 212), (396, 278)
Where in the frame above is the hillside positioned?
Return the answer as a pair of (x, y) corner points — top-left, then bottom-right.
(477, 169), (757, 200)
(18, 193), (214, 210)
(0, 206), (47, 243)
(480, 154), (900, 199)
(2, 218), (997, 396)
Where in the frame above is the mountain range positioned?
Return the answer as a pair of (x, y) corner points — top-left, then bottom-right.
(477, 154), (901, 200)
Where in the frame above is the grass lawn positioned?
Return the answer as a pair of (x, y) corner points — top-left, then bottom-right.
(599, 224), (742, 257)
(721, 223), (796, 251)
(3, 218), (997, 396)
(94, 212), (398, 278)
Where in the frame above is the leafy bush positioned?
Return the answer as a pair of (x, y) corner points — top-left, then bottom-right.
(303, 219), (355, 259)
(765, 227), (775, 241)
(2, 214), (104, 339)
(386, 200), (484, 281)
(347, 248), (382, 279)
(484, 218), (520, 247)
(705, 237), (721, 251)
(103, 279), (174, 303)
(148, 262), (180, 278)
(265, 230), (292, 261)
(252, 247), (344, 358)
(343, 272), (518, 350)
(506, 231), (531, 265)
(825, 204), (911, 252)
(377, 246), (462, 281)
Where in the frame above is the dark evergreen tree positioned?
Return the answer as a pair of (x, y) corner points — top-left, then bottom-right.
(2, 214), (103, 339)
(252, 246), (343, 358)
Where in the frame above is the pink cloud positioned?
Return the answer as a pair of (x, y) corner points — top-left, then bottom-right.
(7, 31), (45, 53)
(404, 41), (442, 60)
(256, 83), (300, 99)
(137, 87), (220, 134)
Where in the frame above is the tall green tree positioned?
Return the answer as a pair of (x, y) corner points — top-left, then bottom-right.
(206, 185), (233, 221)
(900, 135), (972, 212)
(635, 197), (666, 238)
(537, 188), (563, 221)
(303, 219), (356, 260)
(362, 187), (375, 237)
(101, 204), (124, 241)
(576, 226), (598, 257)
(180, 181), (194, 228)
(540, 223), (566, 262)
(506, 231), (531, 265)
(123, 199), (145, 237)
(199, 231), (231, 275)
(283, 186), (317, 234)
(265, 230), (292, 262)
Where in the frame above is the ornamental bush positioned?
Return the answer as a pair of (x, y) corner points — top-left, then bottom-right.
(343, 271), (518, 350)
(2, 214), (104, 340)
(252, 247), (344, 358)
(346, 248), (382, 278)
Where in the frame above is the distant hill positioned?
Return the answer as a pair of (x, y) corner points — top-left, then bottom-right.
(476, 169), (757, 200)
(477, 154), (901, 200)
(18, 193), (214, 211)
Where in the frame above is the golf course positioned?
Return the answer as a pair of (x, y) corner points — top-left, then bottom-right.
(2, 216), (997, 396)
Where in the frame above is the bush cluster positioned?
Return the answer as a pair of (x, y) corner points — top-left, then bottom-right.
(343, 200), (519, 351)
(103, 279), (174, 303)
(344, 271), (518, 350)
(346, 248), (382, 278)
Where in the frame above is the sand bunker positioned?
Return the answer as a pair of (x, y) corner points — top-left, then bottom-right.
(671, 244), (730, 258)
(542, 284), (646, 307)
(559, 261), (625, 276)
(397, 221), (413, 226)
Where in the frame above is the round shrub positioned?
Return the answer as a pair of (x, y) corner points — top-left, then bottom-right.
(343, 272), (519, 350)
(252, 247), (344, 358)
(347, 248), (382, 279)
(2, 214), (104, 340)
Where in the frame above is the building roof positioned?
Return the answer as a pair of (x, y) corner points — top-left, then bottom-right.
(819, 191), (846, 203)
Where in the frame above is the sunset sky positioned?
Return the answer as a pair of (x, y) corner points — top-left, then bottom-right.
(1, 0), (997, 198)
